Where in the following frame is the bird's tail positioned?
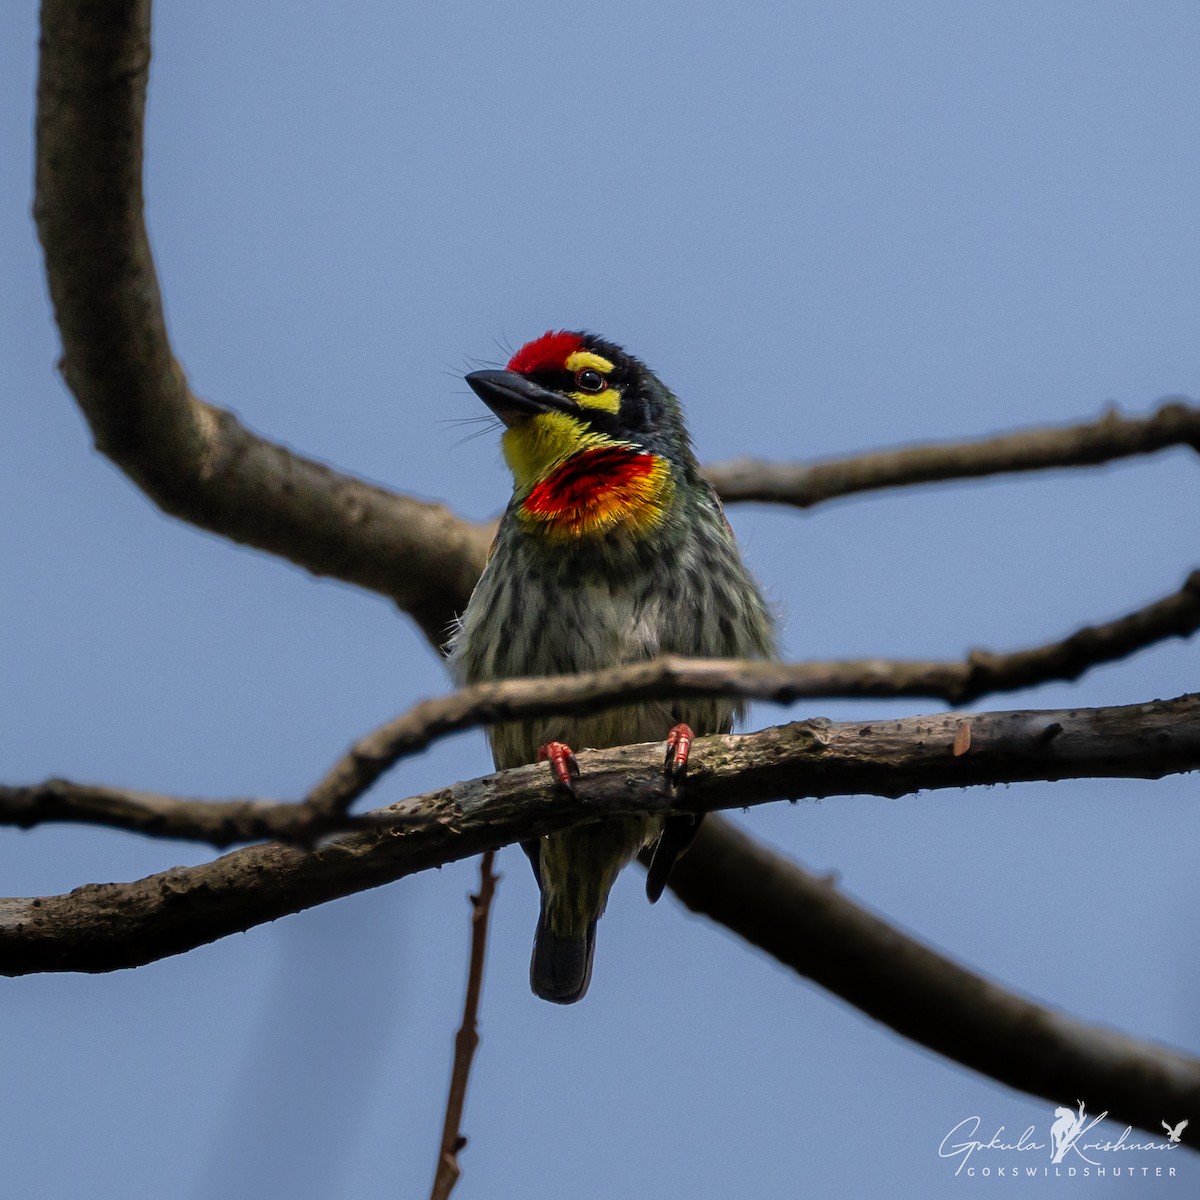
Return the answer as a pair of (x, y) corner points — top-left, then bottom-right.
(530, 901), (597, 1004)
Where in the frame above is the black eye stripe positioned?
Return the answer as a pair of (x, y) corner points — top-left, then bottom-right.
(526, 368), (611, 392)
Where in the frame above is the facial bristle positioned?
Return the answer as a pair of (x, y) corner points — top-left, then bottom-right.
(507, 330), (584, 376)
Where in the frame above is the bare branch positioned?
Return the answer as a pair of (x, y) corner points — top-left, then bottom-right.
(27, 1), (1200, 1156)
(33, 3), (1199, 673)
(5, 698), (1198, 1144)
(705, 399), (1200, 509)
(430, 851), (498, 1200)
(667, 817), (1200, 1149)
(304, 570), (1200, 814)
(2, 693), (1196, 977)
(34, 0), (491, 645)
(0, 780), (425, 848)
(13, 565), (1195, 847)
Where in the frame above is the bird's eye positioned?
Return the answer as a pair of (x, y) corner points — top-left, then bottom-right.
(574, 368), (607, 393)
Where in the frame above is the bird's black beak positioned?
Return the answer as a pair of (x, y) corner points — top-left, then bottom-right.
(465, 369), (576, 428)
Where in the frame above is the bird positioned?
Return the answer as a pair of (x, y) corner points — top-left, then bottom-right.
(1163, 1119), (1188, 1143)
(449, 330), (775, 1003)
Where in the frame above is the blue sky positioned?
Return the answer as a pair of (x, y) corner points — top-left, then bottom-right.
(3, 2), (1199, 1196)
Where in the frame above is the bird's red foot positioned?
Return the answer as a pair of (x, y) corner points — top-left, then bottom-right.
(538, 741), (581, 796)
(664, 723), (694, 785)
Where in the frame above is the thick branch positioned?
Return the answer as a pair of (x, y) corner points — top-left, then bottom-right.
(2, 693), (1196, 977)
(34, 0), (490, 645)
(705, 398), (1200, 509)
(667, 817), (1200, 1148)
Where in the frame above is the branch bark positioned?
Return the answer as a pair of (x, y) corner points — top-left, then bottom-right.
(3, 693), (1196, 977)
(704, 398), (1200, 509)
(302, 570), (1200, 814)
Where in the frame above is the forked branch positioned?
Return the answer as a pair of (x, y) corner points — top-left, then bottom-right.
(304, 569), (1200, 815)
(34, 5), (1199, 657)
(0, 779), (426, 849)
(3, 698), (1199, 1147)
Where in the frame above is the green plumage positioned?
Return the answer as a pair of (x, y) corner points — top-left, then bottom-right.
(450, 332), (775, 1003)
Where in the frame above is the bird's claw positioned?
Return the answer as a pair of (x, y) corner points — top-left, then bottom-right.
(663, 723), (694, 786)
(538, 741), (581, 797)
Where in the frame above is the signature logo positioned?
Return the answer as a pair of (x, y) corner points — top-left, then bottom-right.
(939, 1102), (1184, 1177)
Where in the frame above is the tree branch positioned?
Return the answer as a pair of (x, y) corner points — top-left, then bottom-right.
(34, 0), (491, 646)
(34, 7), (1199, 662)
(4, 697), (1198, 1144)
(28, 0), (1200, 1158)
(430, 851), (498, 1200)
(0, 779), (424, 849)
(11, 563), (1197, 847)
(667, 817), (1200, 1149)
(704, 398), (1200, 509)
(303, 568), (1200, 814)
(2, 693), (1196, 977)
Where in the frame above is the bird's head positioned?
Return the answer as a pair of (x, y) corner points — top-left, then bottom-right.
(466, 331), (698, 491)
(465, 331), (699, 540)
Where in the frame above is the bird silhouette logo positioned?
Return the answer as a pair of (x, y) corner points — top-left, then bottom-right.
(1162, 1119), (1188, 1144)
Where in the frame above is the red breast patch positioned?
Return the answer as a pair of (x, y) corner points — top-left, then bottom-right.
(520, 446), (671, 539)
(525, 446), (657, 517)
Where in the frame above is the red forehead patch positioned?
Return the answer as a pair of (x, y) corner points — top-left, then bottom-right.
(507, 330), (584, 376)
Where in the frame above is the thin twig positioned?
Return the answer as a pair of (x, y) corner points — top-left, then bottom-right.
(27, 0), (1200, 1161)
(704, 399), (1200, 509)
(0, 779), (426, 848)
(431, 851), (498, 1200)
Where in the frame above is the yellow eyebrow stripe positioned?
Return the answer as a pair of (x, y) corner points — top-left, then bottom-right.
(572, 386), (621, 413)
(564, 350), (615, 375)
